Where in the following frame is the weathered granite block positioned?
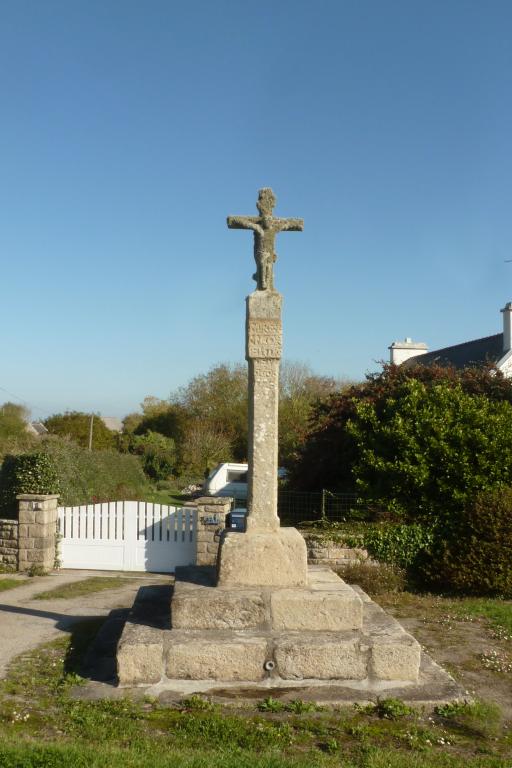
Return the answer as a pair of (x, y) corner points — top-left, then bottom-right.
(217, 528), (308, 587)
(165, 633), (268, 681)
(172, 582), (266, 630)
(371, 637), (421, 681)
(270, 585), (363, 631)
(275, 633), (369, 680)
(117, 623), (164, 685)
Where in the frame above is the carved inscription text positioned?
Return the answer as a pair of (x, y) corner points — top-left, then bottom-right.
(247, 318), (282, 359)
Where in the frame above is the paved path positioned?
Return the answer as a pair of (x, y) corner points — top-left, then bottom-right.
(0, 570), (170, 678)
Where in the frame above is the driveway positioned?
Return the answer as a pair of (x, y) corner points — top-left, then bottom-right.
(0, 570), (170, 679)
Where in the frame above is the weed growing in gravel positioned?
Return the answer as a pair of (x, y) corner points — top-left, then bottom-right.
(355, 698), (414, 719)
(258, 696), (285, 712)
(180, 695), (217, 711)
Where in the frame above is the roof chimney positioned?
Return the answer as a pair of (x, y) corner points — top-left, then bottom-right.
(501, 302), (512, 353)
(388, 338), (429, 366)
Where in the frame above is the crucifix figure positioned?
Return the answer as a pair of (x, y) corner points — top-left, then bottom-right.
(227, 188), (304, 291)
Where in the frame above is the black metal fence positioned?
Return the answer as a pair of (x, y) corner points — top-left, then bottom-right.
(231, 489), (367, 526)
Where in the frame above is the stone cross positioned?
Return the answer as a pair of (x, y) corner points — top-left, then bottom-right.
(227, 188), (304, 291)
(218, 189), (308, 586)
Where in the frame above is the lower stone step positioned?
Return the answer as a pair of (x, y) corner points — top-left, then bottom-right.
(163, 626), (420, 682)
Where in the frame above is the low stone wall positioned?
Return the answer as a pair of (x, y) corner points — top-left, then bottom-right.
(0, 519), (19, 569)
(186, 511), (368, 570)
(301, 533), (368, 568)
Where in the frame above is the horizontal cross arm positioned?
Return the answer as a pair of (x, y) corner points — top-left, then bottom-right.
(277, 217), (304, 232)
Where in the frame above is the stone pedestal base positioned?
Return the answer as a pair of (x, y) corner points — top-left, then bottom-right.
(117, 566), (422, 686)
(216, 527), (308, 587)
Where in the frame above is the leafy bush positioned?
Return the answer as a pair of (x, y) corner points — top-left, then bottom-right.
(337, 560), (406, 595)
(421, 487), (512, 597)
(128, 431), (176, 480)
(348, 380), (512, 524)
(0, 452), (60, 516)
(363, 523), (434, 569)
(0, 437), (150, 513)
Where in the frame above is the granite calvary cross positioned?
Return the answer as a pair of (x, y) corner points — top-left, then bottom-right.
(227, 187), (304, 291)
(116, 187), (428, 694)
(217, 188), (308, 587)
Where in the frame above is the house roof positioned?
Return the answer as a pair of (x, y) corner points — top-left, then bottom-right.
(26, 421), (49, 436)
(402, 333), (504, 370)
(100, 416), (123, 433)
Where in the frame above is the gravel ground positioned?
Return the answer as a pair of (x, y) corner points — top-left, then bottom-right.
(0, 570), (170, 679)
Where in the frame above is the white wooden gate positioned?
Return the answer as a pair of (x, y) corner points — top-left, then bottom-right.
(57, 501), (197, 573)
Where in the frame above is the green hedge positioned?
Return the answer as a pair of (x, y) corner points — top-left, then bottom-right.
(421, 486), (512, 597)
(0, 437), (150, 516)
(0, 452), (60, 517)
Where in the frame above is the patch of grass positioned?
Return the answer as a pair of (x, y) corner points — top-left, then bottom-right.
(145, 489), (191, 506)
(27, 564), (48, 577)
(435, 700), (503, 739)
(32, 576), (132, 600)
(0, 739), (327, 768)
(0, 615), (511, 768)
(0, 618), (102, 699)
(285, 700), (323, 714)
(448, 598), (512, 636)
(0, 578), (24, 592)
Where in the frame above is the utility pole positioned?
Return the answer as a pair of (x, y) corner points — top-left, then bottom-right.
(88, 414), (94, 451)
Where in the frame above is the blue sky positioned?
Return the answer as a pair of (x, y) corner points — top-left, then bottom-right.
(1, 0), (511, 418)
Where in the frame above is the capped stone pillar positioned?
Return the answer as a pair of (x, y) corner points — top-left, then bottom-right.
(17, 494), (59, 572)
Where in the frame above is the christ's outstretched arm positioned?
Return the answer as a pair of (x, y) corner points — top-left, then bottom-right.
(277, 218), (304, 232)
(227, 216), (263, 234)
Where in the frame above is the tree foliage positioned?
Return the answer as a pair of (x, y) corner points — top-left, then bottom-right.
(21, 437), (149, 507)
(128, 431), (176, 481)
(289, 363), (512, 493)
(117, 362), (345, 479)
(180, 423), (232, 477)
(278, 361), (341, 468)
(44, 412), (116, 450)
(172, 364), (248, 461)
(0, 402), (36, 462)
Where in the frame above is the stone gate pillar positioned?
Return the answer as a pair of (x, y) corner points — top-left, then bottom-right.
(185, 496), (232, 566)
(17, 494), (59, 572)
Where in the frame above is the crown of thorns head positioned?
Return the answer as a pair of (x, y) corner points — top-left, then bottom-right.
(257, 188), (276, 216)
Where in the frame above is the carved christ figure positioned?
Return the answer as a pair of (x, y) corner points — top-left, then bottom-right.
(227, 188), (304, 291)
